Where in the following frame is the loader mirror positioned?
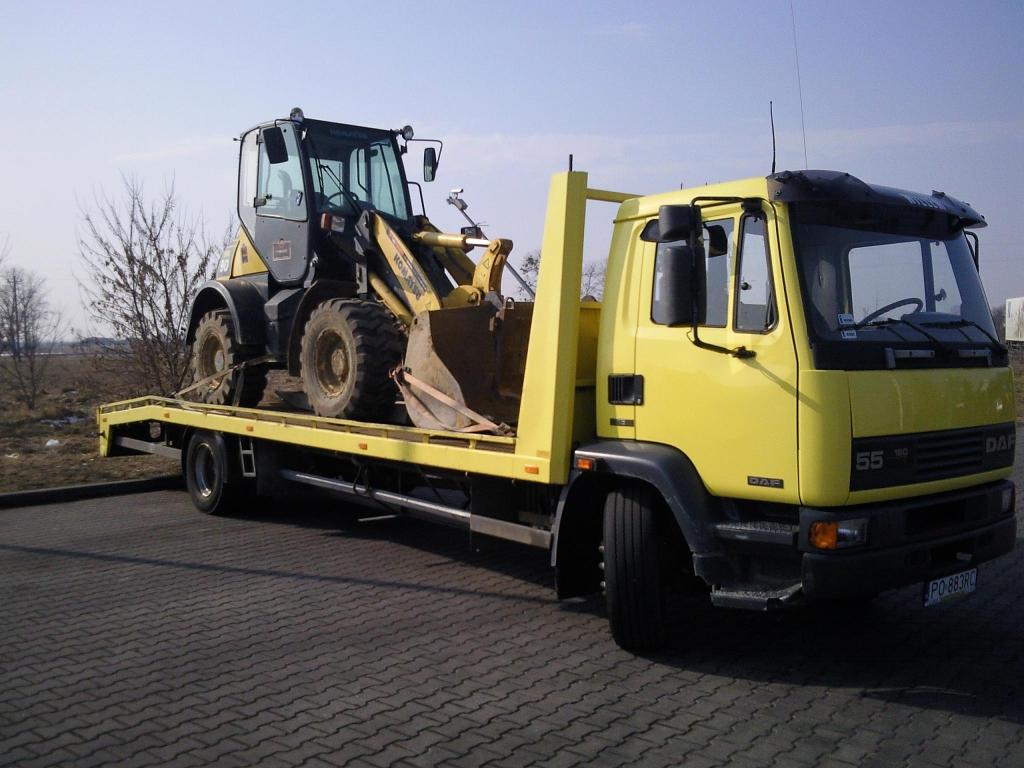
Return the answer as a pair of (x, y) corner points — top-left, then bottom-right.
(423, 147), (438, 182)
(639, 204), (701, 243)
(262, 127), (289, 165)
(655, 244), (705, 326)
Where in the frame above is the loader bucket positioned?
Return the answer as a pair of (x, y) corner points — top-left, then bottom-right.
(402, 303), (533, 432)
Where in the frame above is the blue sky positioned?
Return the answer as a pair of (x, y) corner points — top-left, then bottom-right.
(1, 0), (1021, 332)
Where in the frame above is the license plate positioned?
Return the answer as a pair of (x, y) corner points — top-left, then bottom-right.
(923, 568), (977, 607)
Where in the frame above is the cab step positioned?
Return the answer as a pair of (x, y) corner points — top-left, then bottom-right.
(713, 520), (798, 546)
(710, 582), (803, 610)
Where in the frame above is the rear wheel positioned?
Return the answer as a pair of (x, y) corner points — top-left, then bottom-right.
(184, 431), (243, 515)
(299, 299), (404, 420)
(603, 484), (668, 652)
(190, 310), (266, 406)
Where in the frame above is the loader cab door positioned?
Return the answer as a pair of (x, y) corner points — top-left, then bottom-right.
(239, 123), (311, 286)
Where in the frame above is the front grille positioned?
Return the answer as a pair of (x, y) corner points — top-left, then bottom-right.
(850, 423), (1015, 491)
(916, 431), (985, 480)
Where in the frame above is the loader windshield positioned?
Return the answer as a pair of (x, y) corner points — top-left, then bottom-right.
(791, 200), (1000, 370)
(303, 121), (410, 221)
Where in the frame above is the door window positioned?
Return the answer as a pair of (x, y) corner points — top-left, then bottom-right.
(256, 123), (307, 222)
(735, 215), (777, 332)
(237, 130), (259, 236)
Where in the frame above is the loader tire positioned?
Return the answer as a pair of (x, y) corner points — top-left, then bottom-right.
(300, 299), (404, 420)
(603, 484), (668, 652)
(190, 310), (267, 407)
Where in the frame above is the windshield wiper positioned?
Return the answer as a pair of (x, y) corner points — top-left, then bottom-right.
(853, 317), (954, 355)
(919, 318), (1008, 354)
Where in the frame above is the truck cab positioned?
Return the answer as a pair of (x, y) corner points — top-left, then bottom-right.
(582, 169), (1015, 616)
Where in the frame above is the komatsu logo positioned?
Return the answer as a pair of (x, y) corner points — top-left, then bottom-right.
(986, 434), (1015, 454)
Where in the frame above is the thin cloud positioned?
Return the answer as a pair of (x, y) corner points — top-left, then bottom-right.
(114, 135), (231, 164)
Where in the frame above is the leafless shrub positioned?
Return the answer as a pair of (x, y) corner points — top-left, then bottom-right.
(0, 264), (62, 409)
(78, 178), (227, 396)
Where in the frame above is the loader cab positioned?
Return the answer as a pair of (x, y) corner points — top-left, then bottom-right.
(237, 117), (415, 286)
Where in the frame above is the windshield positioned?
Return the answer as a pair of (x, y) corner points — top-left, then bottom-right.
(303, 122), (410, 221)
(792, 201), (999, 368)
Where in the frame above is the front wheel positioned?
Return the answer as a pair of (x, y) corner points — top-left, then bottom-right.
(299, 299), (404, 420)
(603, 485), (668, 652)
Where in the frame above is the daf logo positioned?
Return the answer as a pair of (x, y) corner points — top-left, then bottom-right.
(986, 434), (1015, 454)
(747, 475), (784, 488)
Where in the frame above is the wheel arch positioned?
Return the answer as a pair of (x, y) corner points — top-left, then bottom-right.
(551, 440), (720, 597)
(187, 279), (266, 348)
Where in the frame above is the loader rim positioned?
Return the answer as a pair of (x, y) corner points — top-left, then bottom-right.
(197, 334), (227, 392)
(313, 328), (352, 398)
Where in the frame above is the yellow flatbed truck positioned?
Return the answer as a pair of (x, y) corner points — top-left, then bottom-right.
(100, 169), (1017, 651)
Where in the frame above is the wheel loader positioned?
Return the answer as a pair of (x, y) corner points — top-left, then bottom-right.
(185, 109), (531, 432)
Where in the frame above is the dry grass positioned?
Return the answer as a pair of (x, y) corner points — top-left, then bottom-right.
(0, 355), (175, 493)
(1014, 359), (1024, 423)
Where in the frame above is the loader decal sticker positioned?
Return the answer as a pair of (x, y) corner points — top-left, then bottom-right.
(272, 240), (292, 261)
(384, 227), (430, 299)
(240, 243), (249, 264)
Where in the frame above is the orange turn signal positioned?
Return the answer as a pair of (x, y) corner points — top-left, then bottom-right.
(809, 521), (838, 550)
(574, 457), (596, 471)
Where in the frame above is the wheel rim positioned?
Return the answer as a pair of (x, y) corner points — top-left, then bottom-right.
(192, 443), (217, 499)
(198, 335), (227, 391)
(314, 328), (350, 397)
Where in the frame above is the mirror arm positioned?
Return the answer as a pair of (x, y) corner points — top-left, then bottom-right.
(689, 328), (755, 358)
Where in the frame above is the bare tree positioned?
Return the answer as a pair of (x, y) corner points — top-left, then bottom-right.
(516, 250), (606, 301)
(517, 250), (540, 299)
(78, 178), (225, 395)
(580, 261), (606, 301)
(0, 266), (62, 409)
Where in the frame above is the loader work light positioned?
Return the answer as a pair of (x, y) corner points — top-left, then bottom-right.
(401, 125), (414, 141)
(810, 519), (869, 550)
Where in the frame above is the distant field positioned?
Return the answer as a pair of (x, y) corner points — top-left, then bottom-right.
(0, 355), (175, 493)
(1, 355), (1022, 494)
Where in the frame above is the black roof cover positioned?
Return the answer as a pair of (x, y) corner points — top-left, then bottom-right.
(767, 170), (986, 229)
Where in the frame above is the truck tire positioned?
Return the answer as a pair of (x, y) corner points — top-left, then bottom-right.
(190, 310), (266, 406)
(184, 431), (243, 515)
(300, 299), (404, 420)
(603, 485), (668, 652)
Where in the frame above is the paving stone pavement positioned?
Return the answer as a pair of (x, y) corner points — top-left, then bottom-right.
(1, 431), (1022, 768)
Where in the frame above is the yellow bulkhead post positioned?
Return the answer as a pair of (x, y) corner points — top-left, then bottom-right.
(515, 171), (589, 484)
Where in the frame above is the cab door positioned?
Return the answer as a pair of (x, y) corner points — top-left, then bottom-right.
(251, 122), (310, 286)
(632, 204), (799, 503)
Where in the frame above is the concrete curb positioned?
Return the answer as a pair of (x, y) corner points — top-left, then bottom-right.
(0, 475), (184, 510)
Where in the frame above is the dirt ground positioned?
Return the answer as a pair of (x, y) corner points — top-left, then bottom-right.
(0, 356), (177, 493)
(2, 356), (1023, 494)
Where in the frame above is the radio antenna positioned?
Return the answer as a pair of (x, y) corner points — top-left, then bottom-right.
(770, 101), (777, 174)
(790, 0), (809, 168)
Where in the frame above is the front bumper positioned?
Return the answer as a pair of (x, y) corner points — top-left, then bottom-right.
(800, 479), (1016, 599)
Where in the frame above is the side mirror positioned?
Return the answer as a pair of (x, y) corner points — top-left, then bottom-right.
(640, 204), (700, 243)
(262, 127), (289, 165)
(423, 147), (438, 182)
(655, 244), (706, 326)
(705, 224), (728, 257)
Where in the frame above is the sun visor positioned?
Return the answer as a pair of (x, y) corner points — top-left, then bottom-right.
(767, 170), (986, 229)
